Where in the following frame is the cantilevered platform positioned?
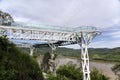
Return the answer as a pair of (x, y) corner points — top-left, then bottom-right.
(0, 22), (100, 46)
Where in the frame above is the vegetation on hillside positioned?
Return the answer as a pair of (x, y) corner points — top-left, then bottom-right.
(89, 47), (120, 62)
(20, 47), (120, 62)
(56, 64), (82, 80)
(0, 36), (43, 80)
(47, 64), (109, 80)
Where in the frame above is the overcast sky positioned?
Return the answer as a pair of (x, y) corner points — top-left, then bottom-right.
(0, 0), (120, 48)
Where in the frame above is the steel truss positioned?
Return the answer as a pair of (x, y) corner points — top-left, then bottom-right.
(0, 25), (101, 80)
(76, 32), (99, 80)
(0, 26), (75, 42)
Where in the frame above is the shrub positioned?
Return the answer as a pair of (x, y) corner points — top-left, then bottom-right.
(91, 68), (109, 80)
(47, 74), (69, 80)
(56, 64), (82, 80)
(111, 63), (120, 80)
(0, 36), (43, 80)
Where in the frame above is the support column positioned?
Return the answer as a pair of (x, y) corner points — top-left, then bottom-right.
(30, 46), (35, 56)
(76, 32), (94, 80)
(48, 42), (57, 75)
(80, 43), (90, 80)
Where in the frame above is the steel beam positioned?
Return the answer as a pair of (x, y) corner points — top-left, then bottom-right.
(30, 46), (35, 56)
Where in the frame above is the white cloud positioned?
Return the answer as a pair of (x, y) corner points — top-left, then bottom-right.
(0, 0), (120, 28)
(89, 40), (120, 48)
(104, 30), (120, 38)
(0, 0), (120, 48)
(14, 17), (31, 23)
(112, 18), (120, 25)
(61, 39), (120, 49)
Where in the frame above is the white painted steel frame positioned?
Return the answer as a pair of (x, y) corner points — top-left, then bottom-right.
(0, 25), (100, 80)
(0, 26), (75, 42)
(76, 32), (99, 80)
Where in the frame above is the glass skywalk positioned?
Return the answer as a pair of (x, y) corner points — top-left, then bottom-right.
(11, 22), (97, 32)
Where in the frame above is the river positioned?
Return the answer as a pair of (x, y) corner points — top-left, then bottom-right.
(57, 58), (117, 80)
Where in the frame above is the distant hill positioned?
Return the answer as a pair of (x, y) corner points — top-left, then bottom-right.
(89, 47), (120, 62)
(20, 47), (120, 62)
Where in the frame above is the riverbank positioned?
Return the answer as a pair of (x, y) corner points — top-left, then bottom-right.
(36, 55), (118, 80)
(57, 57), (118, 80)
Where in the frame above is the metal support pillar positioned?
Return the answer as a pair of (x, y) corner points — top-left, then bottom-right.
(30, 46), (35, 56)
(80, 43), (90, 80)
(48, 42), (57, 75)
(76, 32), (94, 80)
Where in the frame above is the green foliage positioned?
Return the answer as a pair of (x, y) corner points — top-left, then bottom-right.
(89, 47), (120, 62)
(19, 47), (81, 58)
(47, 64), (109, 80)
(41, 52), (51, 73)
(20, 47), (120, 62)
(91, 68), (109, 80)
(0, 36), (43, 80)
(47, 74), (69, 80)
(56, 64), (82, 80)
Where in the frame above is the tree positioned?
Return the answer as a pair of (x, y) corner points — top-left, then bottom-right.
(41, 52), (51, 73)
(56, 63), (83, 80)
(91, 68), (109, 80)
(0, 36), (43, 80)
(0, 11), (14, 26)
(47, 74), (70, 80)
